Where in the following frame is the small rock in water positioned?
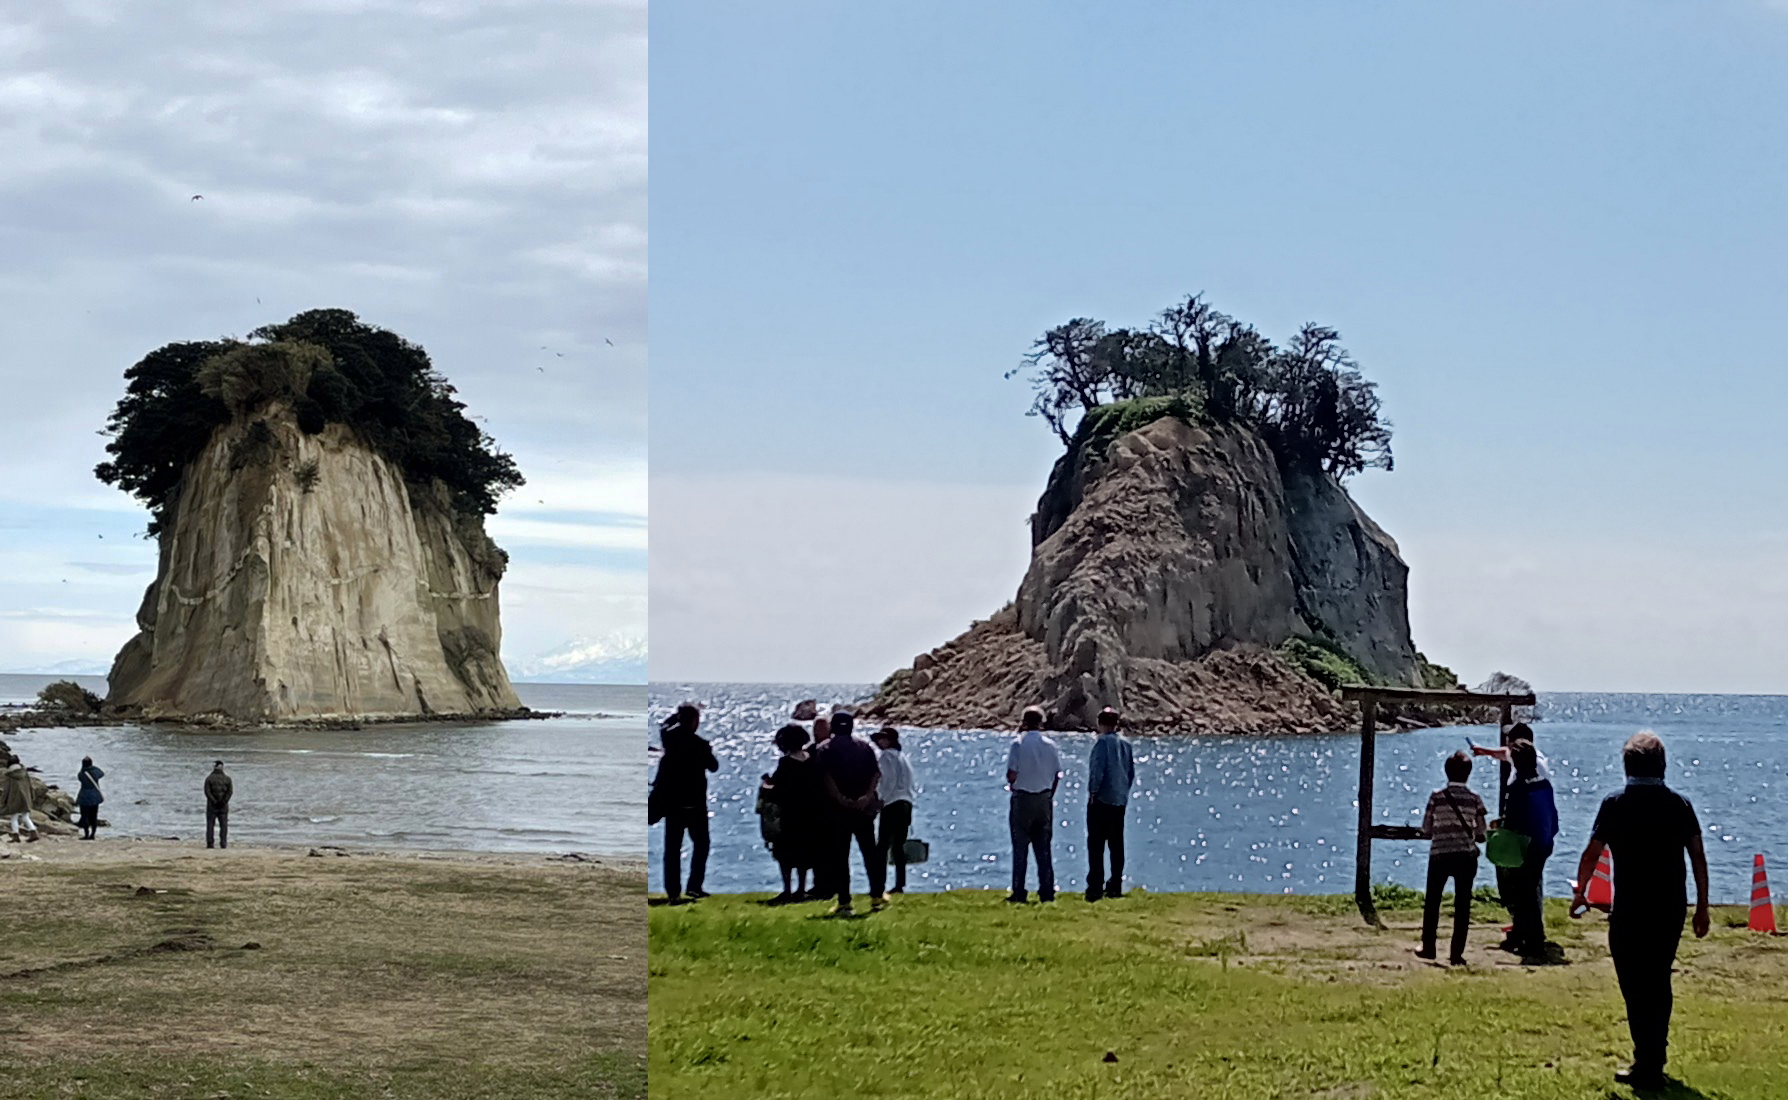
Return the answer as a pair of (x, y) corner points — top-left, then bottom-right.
(240, 942), (262, 950)
(791, 699), (818, 721)
(1103, 1051), (1118, 1064)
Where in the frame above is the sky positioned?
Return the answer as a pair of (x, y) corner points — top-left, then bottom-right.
(651, 0), (1788, 694)
(0, 0), (645, 679)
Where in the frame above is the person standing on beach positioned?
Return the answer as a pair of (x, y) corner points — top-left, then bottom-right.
(816, 710), (884, 916)
(1473, 729), (1559, 957)
(1570, 730), (1710, 1090)
(75, 756), (104, 841)
(764, 723), (822, 902)
(652, 704), (718, 902)
(1417, 750), (1486, 964)
(204, 761), (233, 849)
(1085, 706), (1135, 901)
(2, 753), (39, 842)
(801, 714), (835, 898)
(1006, 706), (1062, 904)
(871, 725), (916, 894)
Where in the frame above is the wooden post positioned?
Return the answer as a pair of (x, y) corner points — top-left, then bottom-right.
(1498, 701), (1514, 819)
(1355, 698), (1382, 928)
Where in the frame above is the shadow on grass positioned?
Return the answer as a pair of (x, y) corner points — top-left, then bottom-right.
(1634, 1077), (1716, 1099)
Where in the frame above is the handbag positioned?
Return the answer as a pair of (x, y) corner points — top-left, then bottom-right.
(756, 789), (782, 846)
(1486, 827), (1530, 868)
(901, 838), (930, 865)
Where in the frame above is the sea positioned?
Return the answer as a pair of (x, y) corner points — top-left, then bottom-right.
(648, 683), (1788, 904)
(1, 674), (645, 857)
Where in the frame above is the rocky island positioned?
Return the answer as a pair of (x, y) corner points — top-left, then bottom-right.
(867, 297), (1466, 735)
(95, 309), (526, 724)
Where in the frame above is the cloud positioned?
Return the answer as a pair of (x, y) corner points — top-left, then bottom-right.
(0, 2), (644, 673)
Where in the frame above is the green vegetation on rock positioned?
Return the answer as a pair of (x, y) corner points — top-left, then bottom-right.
(1073, 394), (1206, 459)
(1415, 651), (1464, 691)
(96, 309), (522, 533)
(1278, 634), (1376, 691)
(33, 680), (101, 714)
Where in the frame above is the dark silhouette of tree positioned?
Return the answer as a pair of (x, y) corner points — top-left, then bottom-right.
(1010, 295), (1392, 478)
(96, 309), (523, 532)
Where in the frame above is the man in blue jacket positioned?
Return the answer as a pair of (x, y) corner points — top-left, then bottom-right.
(1085, 706), (1136, 901)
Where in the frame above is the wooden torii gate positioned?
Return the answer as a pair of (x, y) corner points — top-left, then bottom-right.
(1340, 685), (1538, 928)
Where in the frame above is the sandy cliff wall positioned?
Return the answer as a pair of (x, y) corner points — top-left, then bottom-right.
(107, 407), (522, 721)
(868, 414), (1422, 733)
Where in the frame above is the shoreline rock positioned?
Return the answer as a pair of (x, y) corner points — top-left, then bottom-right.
(106, 404), (525, 723)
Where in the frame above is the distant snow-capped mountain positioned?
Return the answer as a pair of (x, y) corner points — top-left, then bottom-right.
(4, 658), (111, 677)
(511, 633), (646, 685)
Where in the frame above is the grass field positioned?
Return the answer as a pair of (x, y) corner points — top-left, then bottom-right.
(0, 840), (645, 1099)
(649, 889), (1788, 1099)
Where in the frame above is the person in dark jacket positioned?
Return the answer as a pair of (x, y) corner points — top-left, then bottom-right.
(652, 704), (718, 902)
(1490, 732), (1560, 957)
(204, 761), (232, 849)
(815, 711), (883, 916)
(75, 756), (104, 840)
(1570, 730), (1710, 1089)
(764, 723), (822, 902)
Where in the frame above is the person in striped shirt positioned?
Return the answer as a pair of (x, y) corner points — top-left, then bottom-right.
(1417, 750), (1488, 964)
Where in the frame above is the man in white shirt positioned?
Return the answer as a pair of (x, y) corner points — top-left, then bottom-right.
(1005, 705), (1063, 903)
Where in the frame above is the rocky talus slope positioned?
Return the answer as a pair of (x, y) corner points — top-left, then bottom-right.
(867, 415), (1425, 734)
(106, 405), (522, 722)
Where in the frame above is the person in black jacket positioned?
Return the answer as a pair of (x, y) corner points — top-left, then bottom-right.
(1571, 730), (1710, 1090)
(652, 704), (718, 902)
(763, 723), (822, 902)
(1477, 730), (1560, 958)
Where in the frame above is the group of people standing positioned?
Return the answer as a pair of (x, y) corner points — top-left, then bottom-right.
(0, 749), (234, 847)
(1418, 724), (1711, 1089)
(650, 700), (1138, 913)
(649, 702), (919, 915)
(756, 711), (915, 914)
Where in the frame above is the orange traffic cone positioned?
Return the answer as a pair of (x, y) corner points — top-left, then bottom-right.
(1749, 854), (1778, 934)
(1585, 848), (1614, 911)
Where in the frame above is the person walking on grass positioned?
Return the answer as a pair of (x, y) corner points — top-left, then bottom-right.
(1473, 729), (1559, 957)
(871, 726), (916, 894)
(204, 760), (233, 849)
(1085, 706), (1135, 902)
(1006, 706), (1062, 904)
(652, 704), (717, 902)
(816, 711), (884, 916)
(764, 723), (822, 903)
(1417, 750), (1487, 964)
(75, 756), (104, 841)
(1570, 730), (1711, 1090)
(2, 753), (39, 842)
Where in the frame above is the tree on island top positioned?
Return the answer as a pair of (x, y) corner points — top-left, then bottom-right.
(1009, 294), (1393, 479)
(95, 309), (523, 533)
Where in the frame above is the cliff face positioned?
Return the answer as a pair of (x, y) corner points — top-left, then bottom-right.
(869, 415), (1422, 734)
(106, 406), (522, 721)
